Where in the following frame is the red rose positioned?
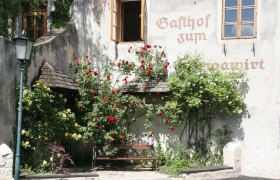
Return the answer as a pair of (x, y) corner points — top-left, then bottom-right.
(107, 75), (111, 81)
(146, 44), (151, 48)
(88, 61), (91, 65)
(73, 55), (77, 59)
(94, 71), (98, 76)
(141, 59), (145, 63)
(148, 131), (154, 137)
(141, 101), (145, 104)
(85, 55), (89, 59)
(140, 64), (145, 68)
(75, 61), (80, 65)
(85, 70), (90, 75)
(93, 123), (98, 129)
(142, 47), (147, 51)
(158, 112), (163, 116)
(112, 90), (116, 94)
(120, 136), (125, 140)
(112, 131), (117, 135)
(92, 90), (97, 95)
(164, 118), (169, 123)
(139, 51), (144, 56)
(103, 98), (109, 103)
(109, 139), (114, 144)
(170, 127), (175, 132)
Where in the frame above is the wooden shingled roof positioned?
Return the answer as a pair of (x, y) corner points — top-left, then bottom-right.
(38, 62), (79, 90)
(122, 78), (170, 93)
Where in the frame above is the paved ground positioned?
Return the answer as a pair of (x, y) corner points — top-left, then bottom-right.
(95, 170), (184, 180)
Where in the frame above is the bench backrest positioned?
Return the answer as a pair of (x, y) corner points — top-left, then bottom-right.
(116, 144), (154, 150)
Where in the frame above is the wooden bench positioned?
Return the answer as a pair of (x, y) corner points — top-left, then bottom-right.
(92, 144), (157, 169)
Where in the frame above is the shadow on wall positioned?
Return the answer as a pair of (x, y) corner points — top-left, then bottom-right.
(0, 37), (17, 147)
(27, 23), (79, 87)
(71, 0), (110, 72)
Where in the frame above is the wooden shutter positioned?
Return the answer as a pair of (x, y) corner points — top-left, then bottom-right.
(111, 0), (120, 42)
(141, 0), (146, 41)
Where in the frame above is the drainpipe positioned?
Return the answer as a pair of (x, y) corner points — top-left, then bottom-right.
(47, 0), (53, 32)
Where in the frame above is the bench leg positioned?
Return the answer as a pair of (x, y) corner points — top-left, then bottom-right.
(91, 146), (97, 170)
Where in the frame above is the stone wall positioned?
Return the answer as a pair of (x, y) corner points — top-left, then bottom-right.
(0, 37), (17, 179)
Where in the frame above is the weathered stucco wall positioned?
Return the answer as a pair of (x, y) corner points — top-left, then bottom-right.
(0, 37), (17, 146)
(27, 23), (79, 86)
(0, 37), (17, 179)
(70, 0), (280, 178)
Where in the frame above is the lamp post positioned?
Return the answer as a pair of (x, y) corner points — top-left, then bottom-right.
(12, 36), (34, 180)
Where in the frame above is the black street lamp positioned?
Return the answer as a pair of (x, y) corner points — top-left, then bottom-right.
(12, 36), (34, 180)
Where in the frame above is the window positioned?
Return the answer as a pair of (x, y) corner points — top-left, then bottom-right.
(22, 11), (47, 40)
(222, 0), (257, 39)
(111, 0), (146, 42)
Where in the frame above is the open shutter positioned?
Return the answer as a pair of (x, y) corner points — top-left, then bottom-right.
(111, 0), (120, 42)
(141, 0), (146, 41)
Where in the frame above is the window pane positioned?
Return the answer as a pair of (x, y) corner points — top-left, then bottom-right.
(36, 15), (44, 28)
(26, 30), (34, 39)
(241, 23), (254, 36)
(242, 8), (254, 21)
(225, 0), (238, 7)
(27, 16), (34, 28)
(242, 0), (255, 6)
(225, 10), (237, 22)
(224, 24), (237, 37)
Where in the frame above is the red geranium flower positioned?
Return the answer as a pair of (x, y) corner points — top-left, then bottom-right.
(109, 139), (114, 144)
(85, 55), (89, 59)
(139, 51), (144, 56)
(117, 61), (121, 67)
(158, 111), (163, 116)
(111, 131), (117, 136)
(170, 127), (175, 132)
(88, 61), (91, 65)
(127, 93), (131, 97)
(85, 70), (90, 75)
(94, 71), (98, 76)
(103, 98), (109, 103)
(140, 64), (145, 68)
(112, 89), (116, 94)
(107, 75), (111, 81)
(141, 59), (145, 63)
(92, 90), (97, 95)
(164, 118), (169, 123)
(73, 55), (77, 59)
(75, 61), (80, 65)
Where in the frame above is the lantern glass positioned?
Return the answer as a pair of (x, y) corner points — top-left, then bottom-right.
(13, 37), (34, 61)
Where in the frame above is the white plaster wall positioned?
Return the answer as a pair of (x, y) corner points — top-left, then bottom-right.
(70, 0), (280, 178)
